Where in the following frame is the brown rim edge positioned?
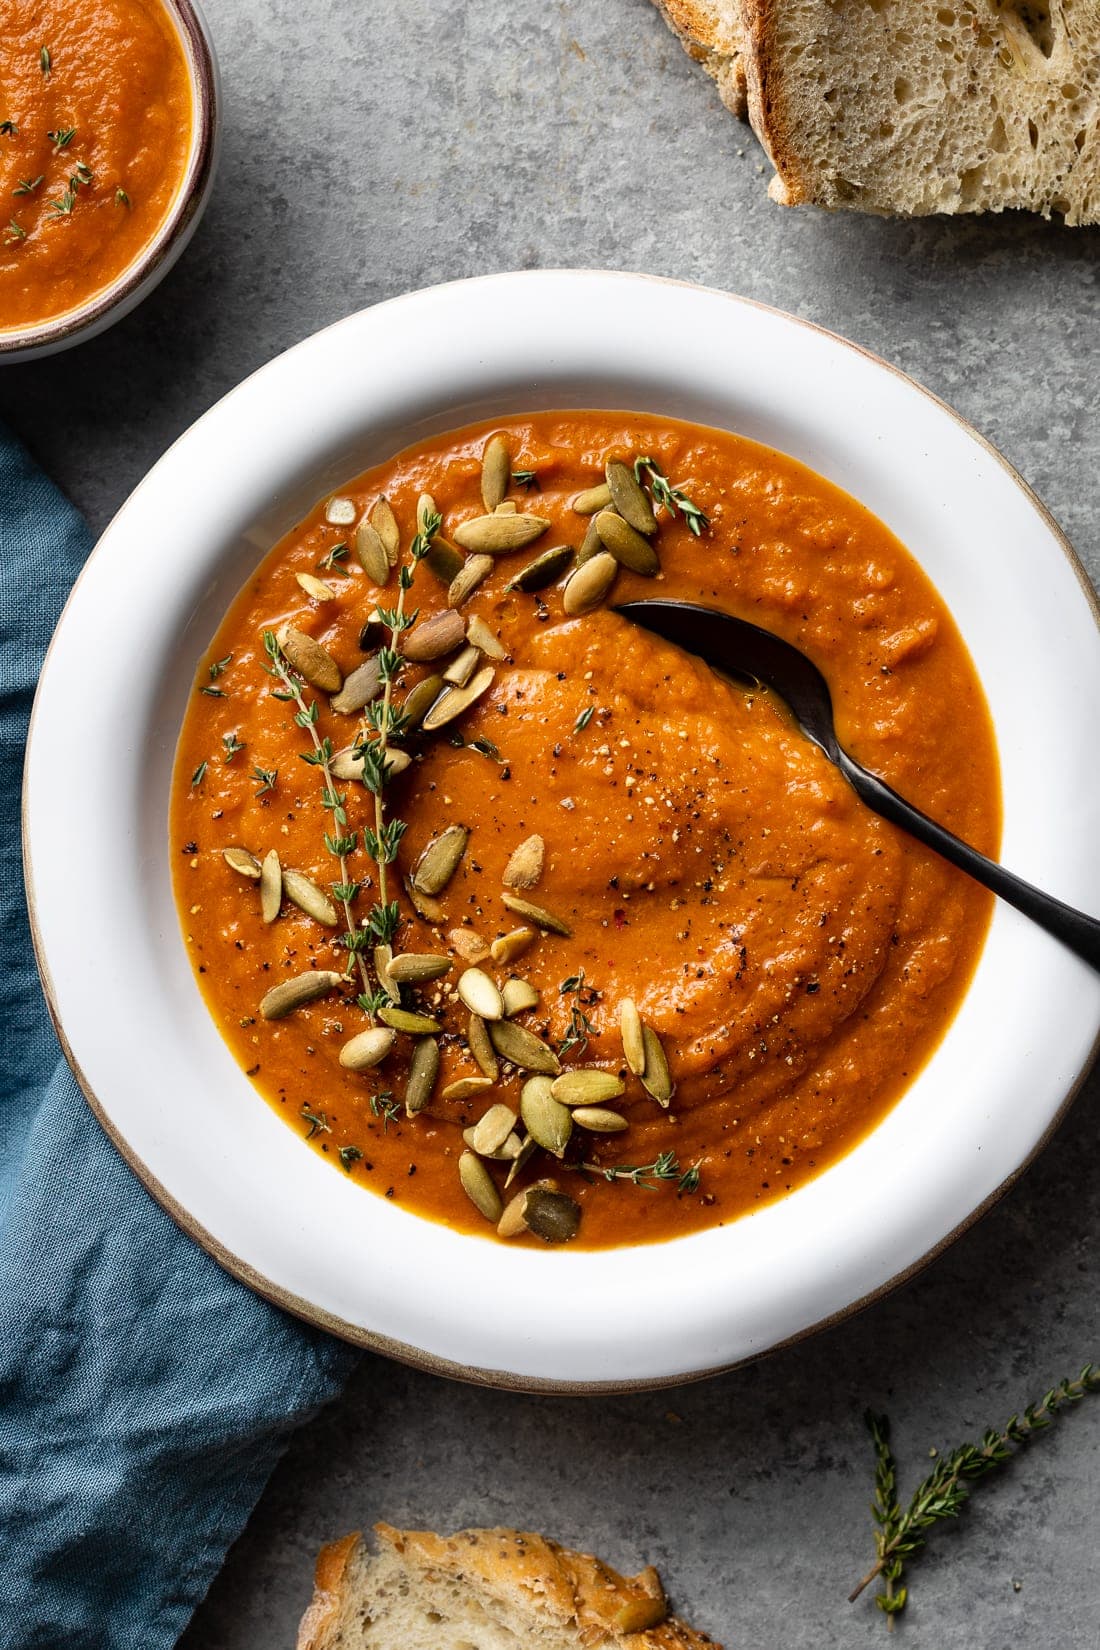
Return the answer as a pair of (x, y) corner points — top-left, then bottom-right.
(0, 0), (219, 356)
(20, 271), (1100, 1395)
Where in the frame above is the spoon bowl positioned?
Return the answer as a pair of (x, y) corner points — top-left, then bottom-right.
(617, 599), (1100, 973)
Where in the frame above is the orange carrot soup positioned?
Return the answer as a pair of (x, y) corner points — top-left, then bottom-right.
(0, 0), (193, 332)
(170, 414), (1000, 1249)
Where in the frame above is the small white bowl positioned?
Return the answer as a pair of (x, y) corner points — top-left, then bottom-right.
(0, 0), (219, 363)
(23, 273), (1100, 1390)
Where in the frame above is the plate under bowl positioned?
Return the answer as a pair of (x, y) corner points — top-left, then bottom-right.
(24, 272), (1100, 1390)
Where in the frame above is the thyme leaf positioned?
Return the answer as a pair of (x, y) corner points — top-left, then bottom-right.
(633, 455), (709, 537)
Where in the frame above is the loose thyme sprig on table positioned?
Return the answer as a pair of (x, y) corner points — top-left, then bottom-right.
(262, 628), (372, 1003)
(852, 1366), (1100, 1626)
(633, 456), (710, 536)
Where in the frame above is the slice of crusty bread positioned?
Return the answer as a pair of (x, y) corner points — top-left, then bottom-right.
(297, 1525), (722, 1650)
(741, 0), (1100, 222)
(650, 0), (748, 119)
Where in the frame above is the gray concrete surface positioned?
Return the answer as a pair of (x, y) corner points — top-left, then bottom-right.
(7, 1), (1100, 1645)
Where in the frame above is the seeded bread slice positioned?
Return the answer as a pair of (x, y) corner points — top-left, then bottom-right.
(297, 1525), (723, 1650)
(650, 0), (748, 119)
(741, 0), (1100, 222)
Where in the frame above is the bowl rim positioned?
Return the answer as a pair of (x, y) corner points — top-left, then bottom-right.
(0, 0), (219, 357)
(23, 270), (1100, 1392)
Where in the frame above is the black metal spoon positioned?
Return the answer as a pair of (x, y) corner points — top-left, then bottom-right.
(616, 599), (1100, 973)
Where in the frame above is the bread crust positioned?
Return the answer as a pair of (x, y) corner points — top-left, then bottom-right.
(738, 0), (806, 204)
(298, 1525), (722, 1649)
(649, 0), (748, 120)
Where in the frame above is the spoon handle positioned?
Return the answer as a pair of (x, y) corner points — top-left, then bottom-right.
(837, 751), (1100, 974)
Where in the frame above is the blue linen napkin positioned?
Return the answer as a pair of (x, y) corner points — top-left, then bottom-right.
(0, 425), (360, 1650)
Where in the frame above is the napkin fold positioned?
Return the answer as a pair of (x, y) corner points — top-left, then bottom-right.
(0, 426), (359, 1650)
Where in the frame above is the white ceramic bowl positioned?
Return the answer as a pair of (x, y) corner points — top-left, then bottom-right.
(0, 0), (219, 363)
(24, 272), (1100, 1390)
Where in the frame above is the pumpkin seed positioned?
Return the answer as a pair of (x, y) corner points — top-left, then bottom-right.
(443, 643), (481, 687)
(354, 519), (390, 586)
(330, 744), (411, 784)
(490, 1020), (562, 1075)
(325, 495), (356, 526)
(404, 1035), (439, 1115)
(465, 614), (507, 660)
(371, 495), (400, 563)
(402, 673), (445, 730)
(594, 509), (660, 575)
(411, 824), (469, 895)
(338, 1025), (397, 1071)
(446, 1075), (497, 1104)
(330, 656), (382, 715)
(562, 551), (617, 615)
(388, 952), (452, 984)
(575, 514), (604, 566)
(283, 868), (339, 927)
(497, 1189), (531, 1239)
(503, 1133), (539, 1188)
(505, 543), (574, 592)
(470, 1102), (518, 1155)
(453, 513), (550, 554)
(373, 943), (397, 1003)
(571, 1106), (628, 1133)
(457, 966), (504, 1021)
(481, 432), (511, 511)
(359, 610), (385, 650)
(420, 665), (494, 732)
(619, 997), (646, 1075)
(572, 481), (612, 515)
(494, 501), (517, 515)
(501, 977), (539, 1016)
(490, 926), (536, 964)
(500, 892), (573, 937)
(448, 554), (494, 608)
(403, 608), (466, 662)
(404, 876), (447, 924)
(606, 459), (658, 535)
(467, 1012), (499, 1078)
(425, 538), (465, 585)
(416, 492), (437, 533)
(296, 570), (338, 601)
(523, 1186), (581, 1243)
(259, 969), (342, 1020)
(550, 1069), (625, 1105)
(520, 1076), (572, 1155)
(277, 624), (342, 693)
(503, 833), (545, 890)
(260, 849), (282, 924)
(379, 1005), (440, 1035)
(450, 927), (491, 963)
(458, 1150), (503, 1222)
(223, 846), (260, 879)
(640, 1022), (674, 1106)
(463, 1126), (522, 1161)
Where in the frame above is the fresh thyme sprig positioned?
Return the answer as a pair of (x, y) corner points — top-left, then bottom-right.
(46, 185), (77, 217)
(356, 508), (439, 946)
(512, 469), (539, 490)
(40, 47), (51, 77)
(262, 629), (372, 1004)
(633, 456), (709, 536)
(13, 176), (43, 196)
(0, 121), (18, 137)
(251, 764), (277, 797)
(47, 126), (75, 151)
(580, 1149), (700, 1191)
(300, 1104), (331, 1139)
(5, 219), (26, 244)
(852, 1366), (1100, 1625)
